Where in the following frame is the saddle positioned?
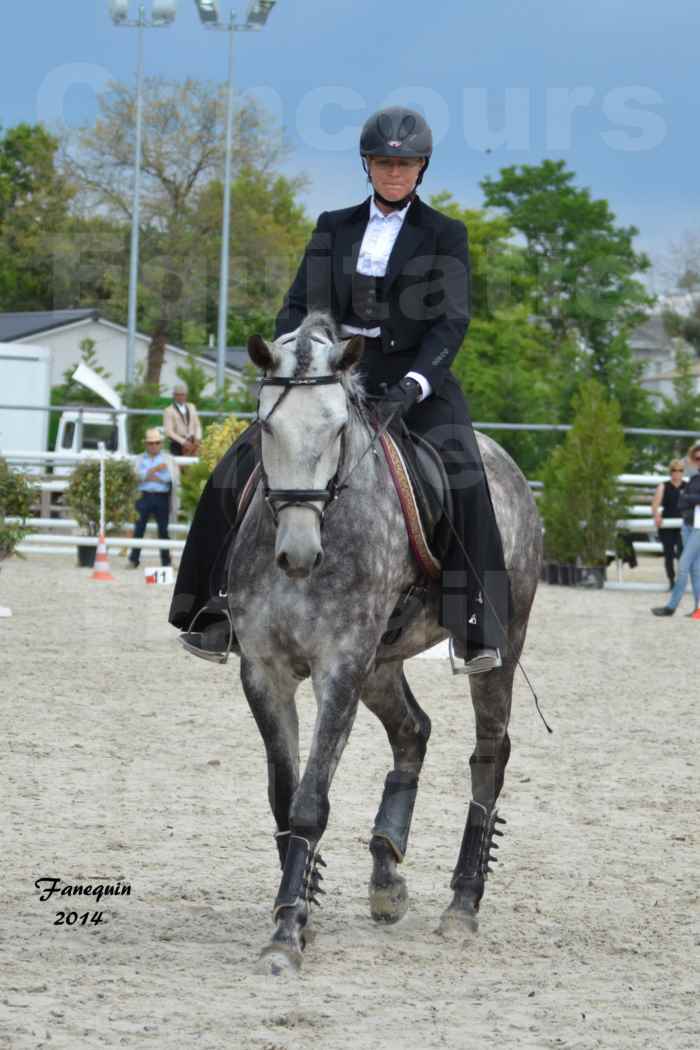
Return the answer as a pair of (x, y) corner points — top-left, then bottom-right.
(379, 423), (452, 577)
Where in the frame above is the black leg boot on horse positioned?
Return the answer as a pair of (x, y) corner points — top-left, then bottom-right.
(362, 667), (431, 924)
(169, 424), (259, 662)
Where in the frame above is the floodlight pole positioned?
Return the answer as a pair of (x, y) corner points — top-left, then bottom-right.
(216, 12), (236, 395)
(110, 2), (177, 386)
(196, 2), (278, 395)
(126, 7), (146, 388)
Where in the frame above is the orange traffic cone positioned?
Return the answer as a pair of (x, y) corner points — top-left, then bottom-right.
(91, 530), (114, 582)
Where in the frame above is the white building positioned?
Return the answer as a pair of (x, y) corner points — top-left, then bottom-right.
(0, 309), (242, 394)
(629, 305), (700, 404)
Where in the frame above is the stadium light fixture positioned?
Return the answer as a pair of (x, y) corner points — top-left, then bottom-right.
(194, 0), (220, 23)
(109, 0), (130, 23)
(245, 0), (276, 28)
(152, 0), (178, 24)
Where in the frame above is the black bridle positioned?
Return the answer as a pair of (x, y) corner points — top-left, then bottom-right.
(257, 372), (405, 528)
(258, 374), (350, 527)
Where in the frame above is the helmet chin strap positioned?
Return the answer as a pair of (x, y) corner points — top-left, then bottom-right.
(372, 187), (416, 211)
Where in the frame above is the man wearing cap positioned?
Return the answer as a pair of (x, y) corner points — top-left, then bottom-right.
(163, 382), (202, 457)
(129, 429), (173, 569)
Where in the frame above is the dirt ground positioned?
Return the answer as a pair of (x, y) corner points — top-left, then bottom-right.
(1, 555), (697, 1050)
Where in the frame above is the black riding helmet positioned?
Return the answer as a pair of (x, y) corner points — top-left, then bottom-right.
(360, 106), (433, 208)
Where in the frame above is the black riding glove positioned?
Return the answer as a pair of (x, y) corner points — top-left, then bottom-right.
(382, 376), (422, 420)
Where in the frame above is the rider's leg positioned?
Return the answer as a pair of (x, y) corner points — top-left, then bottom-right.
(169, 424), (258, 656)
(404, 378), (510, 670)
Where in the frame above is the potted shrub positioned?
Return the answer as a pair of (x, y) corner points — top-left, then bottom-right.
(0, 457), (33, 562)
(179, 414), (250, 520)
(540, 380), (630, 587)
(66, 460), (138, 566)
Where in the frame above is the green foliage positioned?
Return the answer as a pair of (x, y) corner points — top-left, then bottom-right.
(117, 364), (165, 452)
(481, 160), (652, 357)
(451, 309), (567, 476)
(0, 458), (34, 518)
(66, 459), (138, 536)
(63, 81), (306, 378)
(175, 354), (210, 405)
(0, 123), (73, 310)
(429, 193), (533, 318)
(636, 349), (700, 468)
(49, 339), (114, 448)
(228, 309), (276, 345)
(663, 302), (700, 356)
(0, 457), (34, 558)
(540, 381), (630, 565)
(179, 415), (250, 519)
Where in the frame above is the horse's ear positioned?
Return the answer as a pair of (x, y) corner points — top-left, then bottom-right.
(248, 334), (275, 371)
(335, 335), (364, 372)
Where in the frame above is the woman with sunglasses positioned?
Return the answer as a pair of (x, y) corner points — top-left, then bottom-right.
(652, 441), (700, 618)
(651, 459), (686, 588)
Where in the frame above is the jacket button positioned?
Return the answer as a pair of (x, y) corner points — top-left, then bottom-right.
(390, 340), (395, 347)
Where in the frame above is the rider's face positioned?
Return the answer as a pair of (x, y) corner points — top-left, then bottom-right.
(368, 156), (424, 202)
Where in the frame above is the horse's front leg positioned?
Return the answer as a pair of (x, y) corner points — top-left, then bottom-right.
(258, 660), (365, 976)
(360, 665), (431, 924)
(438, 650), (515, 936)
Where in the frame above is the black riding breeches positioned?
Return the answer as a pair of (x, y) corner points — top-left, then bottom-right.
(659, 527), (683, 584)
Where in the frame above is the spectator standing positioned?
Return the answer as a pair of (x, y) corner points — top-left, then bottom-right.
(651, 459), (686, 588)
(651, 441), (700, 618)
(163, 382), (202, 457)
(129, 429), (173, 569)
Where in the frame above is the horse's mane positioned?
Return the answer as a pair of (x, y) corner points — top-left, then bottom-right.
(279, 312), (367, 408)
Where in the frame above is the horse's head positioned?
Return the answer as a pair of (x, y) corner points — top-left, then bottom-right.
(248, 314), (364, 579)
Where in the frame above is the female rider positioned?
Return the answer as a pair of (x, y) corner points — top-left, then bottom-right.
(170, 106), (510, 674)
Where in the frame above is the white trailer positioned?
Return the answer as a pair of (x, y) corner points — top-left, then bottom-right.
(0, 343), (51, 455)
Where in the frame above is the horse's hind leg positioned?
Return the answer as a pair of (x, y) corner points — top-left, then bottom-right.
(439, 649), (516, 936)
(361, 664), (431, 924)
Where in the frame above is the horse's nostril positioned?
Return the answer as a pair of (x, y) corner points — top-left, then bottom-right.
(313, 551), (323, 569)
(277, 552), (289, 571)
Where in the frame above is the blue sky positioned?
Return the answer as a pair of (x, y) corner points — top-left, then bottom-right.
(1, 0), (697, 285)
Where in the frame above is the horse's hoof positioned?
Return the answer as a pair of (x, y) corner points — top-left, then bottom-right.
(436, 901), (479, 938)
(255, 945), (302, 976)
(368, 875), (409, 924)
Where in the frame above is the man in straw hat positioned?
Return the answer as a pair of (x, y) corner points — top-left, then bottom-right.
(128, 428), (174, 569)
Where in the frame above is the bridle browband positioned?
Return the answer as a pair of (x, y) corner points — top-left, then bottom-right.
(258, 374), (350, 527)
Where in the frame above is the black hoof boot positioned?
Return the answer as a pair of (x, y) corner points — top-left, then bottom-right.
(438, 801), (505, 936)
(257, 834), (326, 974)
(368, 770), (418, 924)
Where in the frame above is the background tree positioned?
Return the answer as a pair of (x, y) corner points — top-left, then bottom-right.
(540, 380), (629, 567)
(481, 160), (653, 389)
(0, 123), (73, 309)
(62, 78), (296, 382)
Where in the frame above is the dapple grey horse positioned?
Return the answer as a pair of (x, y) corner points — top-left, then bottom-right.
(227, 313), (542, 974)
